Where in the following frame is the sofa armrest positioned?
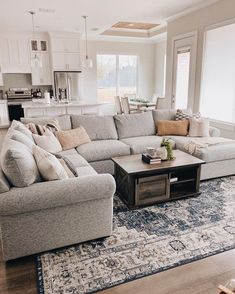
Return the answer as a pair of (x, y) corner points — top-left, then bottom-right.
(209, 126), (221, 137)
(0, 174), (116, 216)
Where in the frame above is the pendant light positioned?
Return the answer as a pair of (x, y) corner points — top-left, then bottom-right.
(82, 16), (93, 68)
(29, 11), (42, 68)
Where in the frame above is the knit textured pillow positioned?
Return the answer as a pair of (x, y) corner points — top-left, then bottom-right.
(176, 109), (201, 121)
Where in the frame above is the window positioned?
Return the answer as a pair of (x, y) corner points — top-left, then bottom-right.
(200, 22), (235, 123)
(175, 49), (191, 109)
(97, 54), (138, 102)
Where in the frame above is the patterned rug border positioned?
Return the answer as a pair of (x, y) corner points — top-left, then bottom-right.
(36, 241), (235, 294)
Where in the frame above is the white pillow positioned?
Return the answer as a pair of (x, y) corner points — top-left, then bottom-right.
(189, 118), (210, 137)
(33, 129), (62, 153)
(33, 145), (68, 181)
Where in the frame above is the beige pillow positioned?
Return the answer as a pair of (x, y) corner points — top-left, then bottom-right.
(189, 118), (210, 137)
(33, 129), (62, 153)
(56, 126), (91, 150)
(157, 120), (189, 136)
(33, 145), (68, 181)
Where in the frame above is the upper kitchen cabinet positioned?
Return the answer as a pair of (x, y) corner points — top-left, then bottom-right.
(0, 36), (31, 73)
(49, 32), (81, 71)
(31, 52), (52, 86)
(50, 37), (80, 53)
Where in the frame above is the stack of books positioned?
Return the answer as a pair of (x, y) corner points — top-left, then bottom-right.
(142, 153), (161, 164)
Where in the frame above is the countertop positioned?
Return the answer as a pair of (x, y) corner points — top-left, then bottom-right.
(22, 101), (110, 109)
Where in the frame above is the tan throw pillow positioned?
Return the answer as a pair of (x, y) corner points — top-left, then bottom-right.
(189, 118), (210, 137)
(56, 126), (91, 151)
(33, 129), (62, 154)
(157, 120), (189, 136)
(33, 145), (68, 181)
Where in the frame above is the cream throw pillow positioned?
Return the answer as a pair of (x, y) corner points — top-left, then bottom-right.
(189, 118), (210, 137)
(33, 145), (68, 181)
(56, 126), (91, 150)
(33, 129), (62, 153)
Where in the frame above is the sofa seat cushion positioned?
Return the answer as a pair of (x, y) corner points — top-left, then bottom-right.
(121, 136), (163, 154)
(114, 112), (155, 139)
(71, 115), (118, 140)
(76, 140), (130, 162)
(170, 136), (235, 163)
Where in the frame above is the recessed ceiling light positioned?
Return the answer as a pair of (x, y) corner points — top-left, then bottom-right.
(39, 8), (56, 13)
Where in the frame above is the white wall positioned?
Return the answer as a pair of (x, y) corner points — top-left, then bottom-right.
(165, 0), (235, 110)
(154, 40), (167, 108)
(80, 40), (155, 113)
(164, 0), (235, 138)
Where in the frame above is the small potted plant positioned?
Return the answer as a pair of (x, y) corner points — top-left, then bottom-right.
(161, 138), (175, 160)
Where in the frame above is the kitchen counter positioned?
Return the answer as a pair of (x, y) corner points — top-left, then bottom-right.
(22, 100), (110, 117)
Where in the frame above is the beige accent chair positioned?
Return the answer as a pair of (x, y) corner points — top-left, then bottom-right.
(114, 96), (123, 114)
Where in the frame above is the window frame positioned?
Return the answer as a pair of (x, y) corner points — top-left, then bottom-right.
(96, 53), (139, 101)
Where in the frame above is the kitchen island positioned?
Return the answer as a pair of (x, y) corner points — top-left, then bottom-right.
(22, 101), (109, 118)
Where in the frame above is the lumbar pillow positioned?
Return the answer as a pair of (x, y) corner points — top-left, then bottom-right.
(33, 145), (69, 181)
(157, 120), (189, 136)
(0, 168), (10, 193)
(9, 120), (34, 141)
(56, 126), (91, 150)
(7, 129), (35, 150)
(176, 109), (201, 121)
(188, 118), (210, 137)
(1, 139), (41, 187)
(26, 119), (60, 135)
(33, 129), (62, 154)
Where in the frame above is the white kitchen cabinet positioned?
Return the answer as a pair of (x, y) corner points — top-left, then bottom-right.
(52, 52), (81, 71)
(31, 52), (52, 85)
(0, 100), (9, 128)
(0, 37), (31, 73)
(51, 37), (80, 53)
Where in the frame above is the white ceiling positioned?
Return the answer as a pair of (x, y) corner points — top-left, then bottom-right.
(0, 0), (218, 37)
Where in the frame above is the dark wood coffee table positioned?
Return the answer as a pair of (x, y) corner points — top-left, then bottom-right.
(112, 150), (205, 208)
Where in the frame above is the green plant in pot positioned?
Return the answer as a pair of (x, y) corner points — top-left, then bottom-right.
(161, 138), (175, 160)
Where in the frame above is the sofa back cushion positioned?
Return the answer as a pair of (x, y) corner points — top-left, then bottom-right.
(1, 139), (41, 187)
(0, 168), (10, 193)
(114, 112), (155, 139)
(71, 115), (118, 140)
(152, 109), (176, 125)
(21, 115), (72, 130)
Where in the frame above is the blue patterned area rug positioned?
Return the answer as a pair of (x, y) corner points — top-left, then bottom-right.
(37, 177), (235, 294)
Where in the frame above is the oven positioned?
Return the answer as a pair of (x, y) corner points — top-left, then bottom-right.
(6, 88), (32, 121)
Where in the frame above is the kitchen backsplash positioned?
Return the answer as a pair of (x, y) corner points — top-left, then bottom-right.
(0, 73), (52, 98)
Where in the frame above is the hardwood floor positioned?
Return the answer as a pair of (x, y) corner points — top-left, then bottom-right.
(0, 246), (234, 294)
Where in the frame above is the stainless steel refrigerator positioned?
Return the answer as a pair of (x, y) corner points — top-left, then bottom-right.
(54, 71), (82, 102)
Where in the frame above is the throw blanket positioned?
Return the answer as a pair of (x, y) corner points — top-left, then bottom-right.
(184, 137), (234, 155)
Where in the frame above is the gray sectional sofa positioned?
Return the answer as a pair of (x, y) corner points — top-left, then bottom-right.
(1, 109), (235, 261)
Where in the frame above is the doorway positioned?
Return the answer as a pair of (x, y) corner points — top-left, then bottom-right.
(171, 32), (197, 110)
